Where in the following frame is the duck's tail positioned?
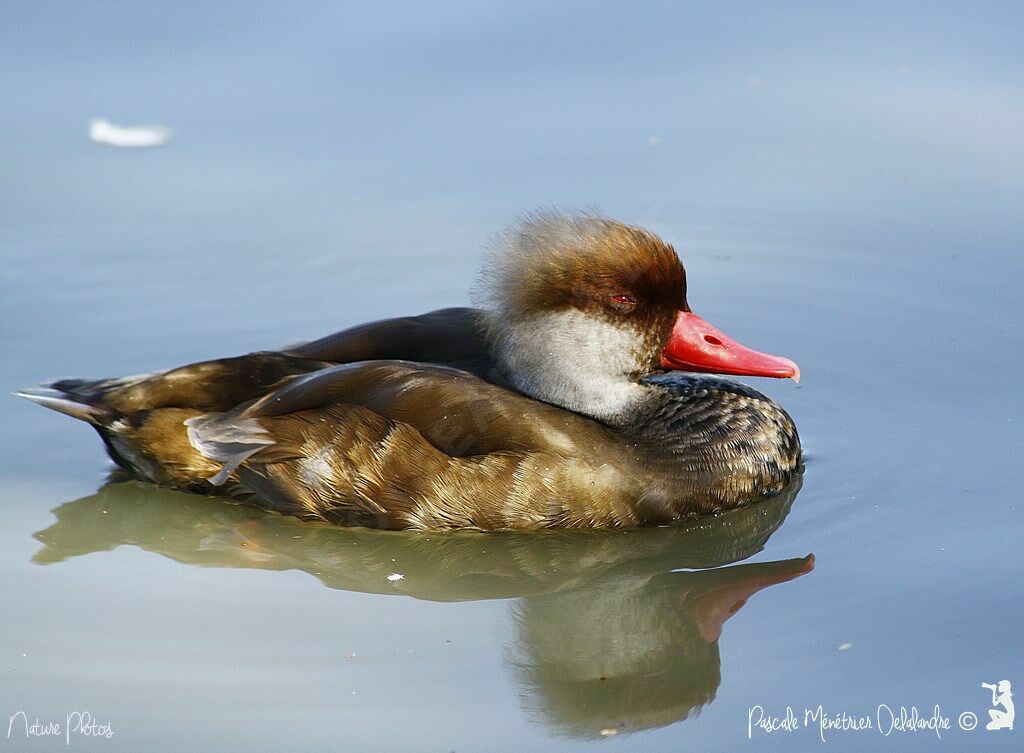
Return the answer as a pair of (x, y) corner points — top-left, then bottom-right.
(16, 374), (229, 485)
(16, 354), (332, 487)
(15, 386), (107, 424)
(17, 374), (162, 469)
(15, 372), (157, 424)
(17, 387), (120, 426)
(16, 377), (148, 475)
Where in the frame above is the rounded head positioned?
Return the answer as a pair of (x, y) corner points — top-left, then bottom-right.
(476, 212), (688, 373)
(475, 211), (798, 423)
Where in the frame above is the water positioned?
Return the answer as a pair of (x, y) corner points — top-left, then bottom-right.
(2, 3), (1022, 751)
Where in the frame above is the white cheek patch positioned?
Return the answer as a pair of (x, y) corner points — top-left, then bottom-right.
(495, 310), (650, 424)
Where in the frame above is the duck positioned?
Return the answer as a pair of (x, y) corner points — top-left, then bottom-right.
(18, 211), (801, 530)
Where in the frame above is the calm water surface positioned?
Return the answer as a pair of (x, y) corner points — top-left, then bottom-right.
(2, 3), (1022, 751)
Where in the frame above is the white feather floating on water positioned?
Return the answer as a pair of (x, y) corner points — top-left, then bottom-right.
(89, 118), (172, 147)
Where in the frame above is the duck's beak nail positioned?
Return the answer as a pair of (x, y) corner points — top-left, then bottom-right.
(790, 365), (801, 384)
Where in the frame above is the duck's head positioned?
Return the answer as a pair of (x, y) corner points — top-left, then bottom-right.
(475, 212), (798, 424)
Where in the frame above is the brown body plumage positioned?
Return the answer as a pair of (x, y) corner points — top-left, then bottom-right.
(19, 212), (801, 530)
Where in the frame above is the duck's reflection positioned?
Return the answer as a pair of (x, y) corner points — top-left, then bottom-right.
(509, 552), (811, 738)
(33, 475), (810, 738)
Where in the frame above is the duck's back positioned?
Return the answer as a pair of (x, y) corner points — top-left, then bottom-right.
(286, 307), (495, 378)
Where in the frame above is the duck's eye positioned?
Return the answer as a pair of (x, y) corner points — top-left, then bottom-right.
(610, 294), (637, 306)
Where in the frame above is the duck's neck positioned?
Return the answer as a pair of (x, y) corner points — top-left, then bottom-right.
(486, 310), (655, 427)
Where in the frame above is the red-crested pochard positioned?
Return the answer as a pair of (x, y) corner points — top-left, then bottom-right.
(18, 212), (801, 530)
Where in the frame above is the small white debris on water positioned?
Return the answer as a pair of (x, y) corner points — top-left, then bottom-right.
(386, 573), (404, 582)
(90, 118), (172, 147)
(599, 727), (618, 736)
(838, 642), (853, 651)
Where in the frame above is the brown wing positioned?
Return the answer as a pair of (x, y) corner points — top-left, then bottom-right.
(235, 360), (616, 456)
(188, 361), (644, 530)
(78, 353), (331, 413)
(38, 309), (497, 480)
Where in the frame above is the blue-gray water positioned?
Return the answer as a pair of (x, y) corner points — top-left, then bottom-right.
(1, 2), (1022, 751)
